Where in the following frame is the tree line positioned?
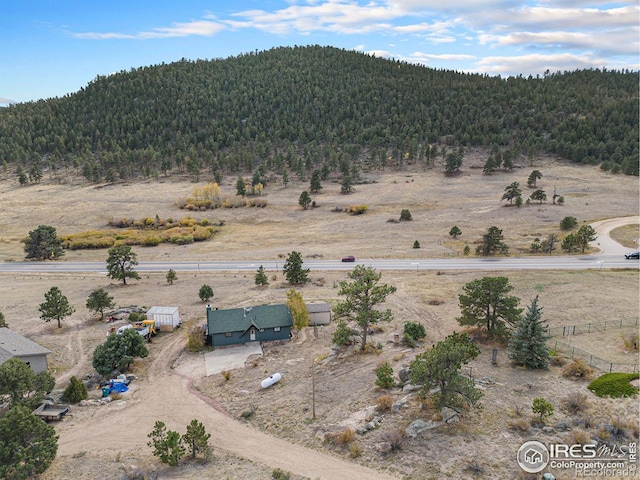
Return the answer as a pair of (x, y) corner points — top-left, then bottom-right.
(0, 46), (637, 184)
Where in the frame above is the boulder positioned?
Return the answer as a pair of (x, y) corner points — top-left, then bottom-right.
(391, 396), (409, 413)
(406, 419), (441, 438)
(440, 407), (460, 423)
(402, 383), (421, 393)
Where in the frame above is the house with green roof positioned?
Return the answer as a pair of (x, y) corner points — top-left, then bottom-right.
(206, 304), (293, 347)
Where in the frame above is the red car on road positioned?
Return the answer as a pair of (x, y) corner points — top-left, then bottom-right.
(341, 256), (356, 262)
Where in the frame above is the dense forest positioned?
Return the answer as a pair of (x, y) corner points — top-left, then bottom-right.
(0, 45), (638, 182)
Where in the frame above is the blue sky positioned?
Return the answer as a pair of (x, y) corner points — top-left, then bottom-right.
(1, 0), (638, 105)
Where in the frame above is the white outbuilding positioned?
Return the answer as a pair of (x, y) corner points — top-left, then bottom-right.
(145, 306), (181, 331)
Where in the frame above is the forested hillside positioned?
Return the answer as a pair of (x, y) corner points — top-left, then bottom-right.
(0, 45), (637, 182)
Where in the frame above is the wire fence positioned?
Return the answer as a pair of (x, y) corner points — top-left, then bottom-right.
(548, 339), (638, 374)
(545, 317), (638, 338)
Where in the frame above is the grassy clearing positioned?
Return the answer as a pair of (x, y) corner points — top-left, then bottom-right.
(610, 224), (639, 249)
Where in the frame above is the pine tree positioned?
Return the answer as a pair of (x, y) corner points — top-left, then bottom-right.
(508, 296), (550, 369)
(254, 265), (269, 287)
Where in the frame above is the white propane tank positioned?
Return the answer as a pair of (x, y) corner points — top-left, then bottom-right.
(261, 373), (282, 389)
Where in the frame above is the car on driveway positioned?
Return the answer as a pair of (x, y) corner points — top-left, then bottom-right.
(341, 256), (356, 262)
(625, 251), (639, 259)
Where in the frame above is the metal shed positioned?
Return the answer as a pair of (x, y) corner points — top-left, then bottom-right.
(307, 302), (332, 326)
(146, 306), (181, 331)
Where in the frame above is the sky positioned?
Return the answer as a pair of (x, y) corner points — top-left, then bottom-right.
(1, 0), (638, 105)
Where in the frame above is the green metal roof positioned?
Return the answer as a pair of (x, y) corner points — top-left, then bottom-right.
(207, 304), (293, 335)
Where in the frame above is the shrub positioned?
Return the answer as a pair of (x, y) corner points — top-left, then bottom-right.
(376, 394), (394, 412)
(588, 373), (639, 398)
(63, 376), (88, 403)
(549, 353), (567, 367)
(128, 311), (144, 322)
(349, 443), (363, 458)
(532, 397), (554, 423)
(375, 362), (394, 389)
(185, 325), (205, 352)
(332, 320), (353, 346)
(400, 209), (412, 221)
(569, 428), (591, 445)
(622, 331), (639, 350)
(382, 430), (404, 452)
(561, 392), (590, 414)
(337, 428), (355, 445)
(347, 205), (368, 215)
(508, 418), (530, 433)
(272, 468), (291, 480)
(560, 216), (578, 230)
(401, 332), (416, 348)
(221, 370), (231, 382)
(404, 321), (426, 341)
(562, 359), (595, 378)
(240, 404), (257, 419)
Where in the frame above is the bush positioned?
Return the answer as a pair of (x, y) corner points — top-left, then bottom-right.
(508, 418), (530, 433)
(375, 362), (394, 389)
(532, 397), (554, 423)
(588, 373), (639, 398)
(562, 359), (595, 378)
(347, 205), (368, 215)
(272, 468), (291, 480)
(400, 209), (412, 221)
(561, 392), (590, 414)
(337, 428), (355, 445)
(569, 428), (592, 445)
(413, 240), (420, 249)
(560, 216), (578, 230)
(332, 320), (353, 346)
(376, 394), (394, 412)
(404, 321), (426, 341)
(62, 376), (88, 403)
(622, 331), (639, 350)
(185, 325), (205, 352)
(401, 332), (416, 348)
(381, 430), (404, 452)
(349, 443), (363, 458)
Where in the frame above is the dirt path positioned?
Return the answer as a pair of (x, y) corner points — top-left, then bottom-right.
(54, 330), (400, 480)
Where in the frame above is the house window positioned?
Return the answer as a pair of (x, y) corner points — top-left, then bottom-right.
(274, 327), (281, 332)
(259, 328), (265, 332)
(225, 332), (232, 337)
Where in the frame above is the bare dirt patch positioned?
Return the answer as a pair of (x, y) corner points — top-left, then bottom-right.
(0, 157), (638, 479)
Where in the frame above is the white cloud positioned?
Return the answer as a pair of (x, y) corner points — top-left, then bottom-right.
(473, 52), (612, 76)
(73, 19), (225, 40)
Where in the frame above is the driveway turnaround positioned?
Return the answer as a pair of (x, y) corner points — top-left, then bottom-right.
(204, 342), (263, 376)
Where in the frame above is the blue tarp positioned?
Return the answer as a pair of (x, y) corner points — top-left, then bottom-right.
(109, 381), (129, 393)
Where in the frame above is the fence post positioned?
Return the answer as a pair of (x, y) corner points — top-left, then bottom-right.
(588, 323), (591, 333)
(562, 326), (565, 336)
(610, 363), (613, 373)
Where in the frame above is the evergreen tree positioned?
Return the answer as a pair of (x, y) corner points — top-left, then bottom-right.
(527, 170), (543, 188)
(198, 284), (213, 302)
(39, 286), (75, 329)
(0, 405), (58, 479)
(576, 225), (597, 253)
(106, 245), (140, 285)
(24, 225), (65, 261)
(166, 269), (177, 285)
(310, 169), (322, 193)
(457, 276), (522, 341)
(92, 328), (149, 375)
(298, 190), (312, 209)
(236, 176), (246, 196)
(449, 226), (462, 238)
(182, 419), (211, 460)
(86, 288), (116, 320)
(340, 175), (353, 194)
(501, 182), (522, 205)
(147, 421), (185, 467)
(409, 332), (482, 410)
(62, 376), (89, 403)
(508, 296), (550, 369)
(333, 266), (396, 351)
(282, 251), (309, 285)
(476, 226), (509, 256)
(254, 265), (269, 287)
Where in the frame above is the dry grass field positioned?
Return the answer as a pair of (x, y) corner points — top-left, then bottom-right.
(0, 154), (638, 480)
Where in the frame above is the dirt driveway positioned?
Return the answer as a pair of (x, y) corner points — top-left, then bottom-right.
(51, 331), (399, 480)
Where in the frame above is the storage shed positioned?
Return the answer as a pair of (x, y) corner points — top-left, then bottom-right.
(146, 306), (181, 332)
(206, 304), (293, 347)
(307, 302), (332, 326)
(0, 327), (52, 374)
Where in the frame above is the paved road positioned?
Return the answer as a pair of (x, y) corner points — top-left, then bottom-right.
(1, 217), (637, 274)
(0, 254), (637, 274)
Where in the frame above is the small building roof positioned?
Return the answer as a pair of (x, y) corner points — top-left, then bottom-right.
(0, 327), (52, 363)
(207, 304), (293, 335)
(146, 306), (179, 315)
(306, 302), (331, 313)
